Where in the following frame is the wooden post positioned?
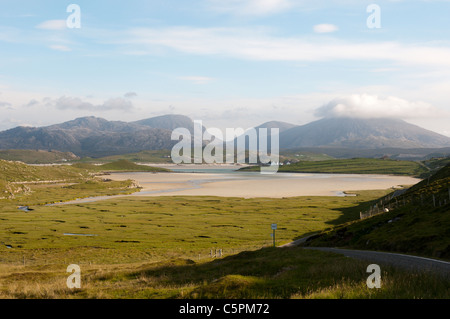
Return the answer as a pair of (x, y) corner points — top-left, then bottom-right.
(433, 194), (436, 207)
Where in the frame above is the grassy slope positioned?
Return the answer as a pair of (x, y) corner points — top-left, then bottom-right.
(98, 150), (173, 164)
(0, 150), (79, 164)
(305, 163), (450, 260)
(0, 160), (141, 204)
(241, 158), (427, 176)
(72, 160), (170, 172)
(1, 246), (447, 299)
(278, 150), (335, 162)
(0, 160), (89, 182)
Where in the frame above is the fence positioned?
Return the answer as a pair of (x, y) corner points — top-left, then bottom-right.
(360, 186), (450, 220)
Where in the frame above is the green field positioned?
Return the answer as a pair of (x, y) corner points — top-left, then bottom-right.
(96, 150), (173, 164)
(0, 189), (392, 264)
(2, 188), (448, 299)
(241, 158), (428, 176)
(1, 159), (448, 299)
(72, 159), (170, 173)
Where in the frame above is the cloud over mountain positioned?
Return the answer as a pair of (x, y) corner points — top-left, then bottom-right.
(314, 94), (445, 120)
(45, 96), (135, 111)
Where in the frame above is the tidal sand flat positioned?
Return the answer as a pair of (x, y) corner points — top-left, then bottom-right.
(107, 170), (421, 198)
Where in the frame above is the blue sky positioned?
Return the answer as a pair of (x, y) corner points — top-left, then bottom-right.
(1, 0), (450, 136)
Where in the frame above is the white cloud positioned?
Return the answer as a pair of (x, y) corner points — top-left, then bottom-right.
(0, 101), (11, 107)
(45, 96), (134, 111)
(315, 94), (446, 119)
(124, 92), (138, 98)
(313, 24), (339, 33)
(125, 26), (450, 67)
(102, 97), (134, 110)
(35, 20), (67, 30)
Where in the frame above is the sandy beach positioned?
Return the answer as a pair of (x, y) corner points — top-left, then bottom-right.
(107, 170), (421, 198)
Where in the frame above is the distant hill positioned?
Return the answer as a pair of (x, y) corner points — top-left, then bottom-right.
(133, 114), (198, 133)
(240, 158), (428, 176)
(0, 159), (89, 183)
(255, 121), (297, 133)
(0, 115), (198, 157)
(2, 115), (450, 159)
(279, 147), (450, 161)
(279, 117), (450, 149)
(228, 120), (296, 154)
(0, 149), (79, 164)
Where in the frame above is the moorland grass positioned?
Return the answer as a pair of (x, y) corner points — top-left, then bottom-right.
(1, 159), (447, 299)
(1, 246), (448, 299)
(241, 158), (428, 176)
(0, 189), (391, 265)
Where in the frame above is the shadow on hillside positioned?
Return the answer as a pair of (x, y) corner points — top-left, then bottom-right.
(127, 247), (280, 285)
(110, 245), (328, 299)
(290, 198), (376, 243)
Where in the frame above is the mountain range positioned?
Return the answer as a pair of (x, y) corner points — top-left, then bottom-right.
(278, 117), (450, 149)
(0, 114), (450, 158)
(0, 115), (194, 157)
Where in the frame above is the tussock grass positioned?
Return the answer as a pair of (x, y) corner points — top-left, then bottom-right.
(1, 247), (447, 299)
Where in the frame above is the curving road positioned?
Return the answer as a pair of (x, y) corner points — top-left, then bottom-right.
(302, 247), (450, 278)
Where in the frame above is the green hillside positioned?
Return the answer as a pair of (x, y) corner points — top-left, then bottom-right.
(305, 163), (450, 260)
(0, 149), (79, 164)
(241, 158), (427, 176)
(0, 160), (89, 183)
(98, 150), (173, 163)
(72, 160), (170, 172)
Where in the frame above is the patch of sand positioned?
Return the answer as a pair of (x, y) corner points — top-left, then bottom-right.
(107, 172), (421, 198)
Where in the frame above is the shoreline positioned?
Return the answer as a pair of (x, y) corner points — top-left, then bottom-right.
(107, 171), (420, 199)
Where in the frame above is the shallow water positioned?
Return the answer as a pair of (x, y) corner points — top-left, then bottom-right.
(49, 169), (420, 205)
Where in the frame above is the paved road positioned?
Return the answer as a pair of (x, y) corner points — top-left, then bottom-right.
(279, 234), (319, 248)
(303, 247), (450, 278)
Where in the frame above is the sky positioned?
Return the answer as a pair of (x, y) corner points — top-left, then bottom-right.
(1, 0), (450, 136)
